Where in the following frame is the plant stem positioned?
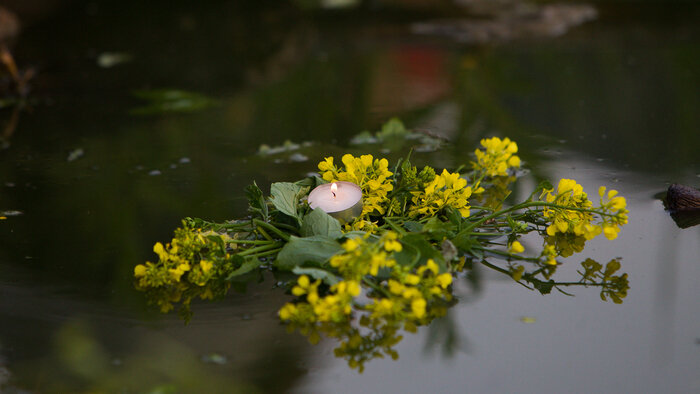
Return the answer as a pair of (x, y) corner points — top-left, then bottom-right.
(238, 242), (283, 257)
(462, 201), (618, 234)
(257, 226), (274, 241)
(362, 278), (391, 298)
(384, 217), (406, 235)
(478, 259), (511, 275)
(226, 239), (275, 245)
(469, 205), (496, 211)
(253, 248), (282, 259)
(477, 247), (540, 262)
(253, 219), (291, 242)
(270, 222), (300, 234)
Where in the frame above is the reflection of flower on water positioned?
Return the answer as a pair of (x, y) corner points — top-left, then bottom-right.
(279, 234), (454, 372)
(133, 227), (240, 321)
(133, 126), (631, 371)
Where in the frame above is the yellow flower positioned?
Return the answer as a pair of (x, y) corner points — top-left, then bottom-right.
(279, 303), (297, 321)
(384, 239), (402, 252)
(405, 274), (420, 285)
(411, 298), (427, 318)
(417, 259), (440, 276)
(153, 242), (168, 261)
(603, 224), (619, 240)
(292, 275), (321, 301)
(168, 263), (190, 281)
(134, 264), (147, 277)
(436, 273), (452, 289)
(511, 265), (525, 281)
(342, 238), (362, 252)
(200, 260), (213, 273)
(338, 280), (361, 297)
(388, 279), (405, 295)
(318, 157), (335, 172)
(509, 241), (525, 254)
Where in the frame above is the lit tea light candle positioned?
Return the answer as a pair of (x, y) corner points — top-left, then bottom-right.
(308, 181), (363, 224)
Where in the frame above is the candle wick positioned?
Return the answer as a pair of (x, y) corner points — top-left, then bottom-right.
(332, 191), (336, 198)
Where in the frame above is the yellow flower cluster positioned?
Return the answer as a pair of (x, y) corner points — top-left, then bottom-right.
(279, 232), (401, 324)
(472, 137), (521, 177)
(330, 232), (401, 280)
(542, 179), (628, 241)
(367, 259), (452, 322)
(344, 219), (381, 233)
(318, 154), (394, 216)
(279, 233), (454, 369)
(408, 169), (472, 218)
(279, 276), (361, 324)
(332, 323), (403, 371)
(597, 186), (629, 240)
(133, 226), (236, 316)
(580, 259), (629, 304)
(542, 179), (600, 240)
(545, 233), (586, 258)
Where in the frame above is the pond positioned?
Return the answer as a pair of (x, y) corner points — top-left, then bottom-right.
(1, 1), (699, 393)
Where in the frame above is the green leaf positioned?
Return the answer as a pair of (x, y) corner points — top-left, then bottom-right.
(377, 117), (408, 141)
(269, 182), (308, 223)
(537, 180), (554, 192)
(403, 221), (423, 232)
(301, 209), (343, 239)
(445, 207), (463, 226)
(292, 267), (340, 286)
(226, 258), (264, 280)
(400, 233), (446, 272)
(349, 130), (377, 145)
(529, 179), (554, 201)
(393, 244), (419, 267)
(532, 279), (554, 295)
(451, 232), (483, 259)
(275, 235), (343, 270)
(130, 89), (218, 115)
(245, 182), (268, 220)
(423, 217), (453, 240)
(295, 176), (326, 189)
(206, 234), (225, 250)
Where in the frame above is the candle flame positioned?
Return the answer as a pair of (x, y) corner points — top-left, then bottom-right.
(331, 182), (338, 198)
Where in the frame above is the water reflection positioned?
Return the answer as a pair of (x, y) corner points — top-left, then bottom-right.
(282, 255), (627, 371)
(137, 226), (629, 372)
(662, 184), (700, 229)
(668, 210), (700, 229)
(0, 277), (308, 393)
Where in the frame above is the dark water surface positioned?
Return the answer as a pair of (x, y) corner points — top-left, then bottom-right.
(1, 1), (699, 393)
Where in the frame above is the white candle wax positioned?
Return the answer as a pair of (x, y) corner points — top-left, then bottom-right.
(308, 181), (363, 223)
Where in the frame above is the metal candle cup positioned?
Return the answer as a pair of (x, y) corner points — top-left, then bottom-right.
(307, 181), (363, 224)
